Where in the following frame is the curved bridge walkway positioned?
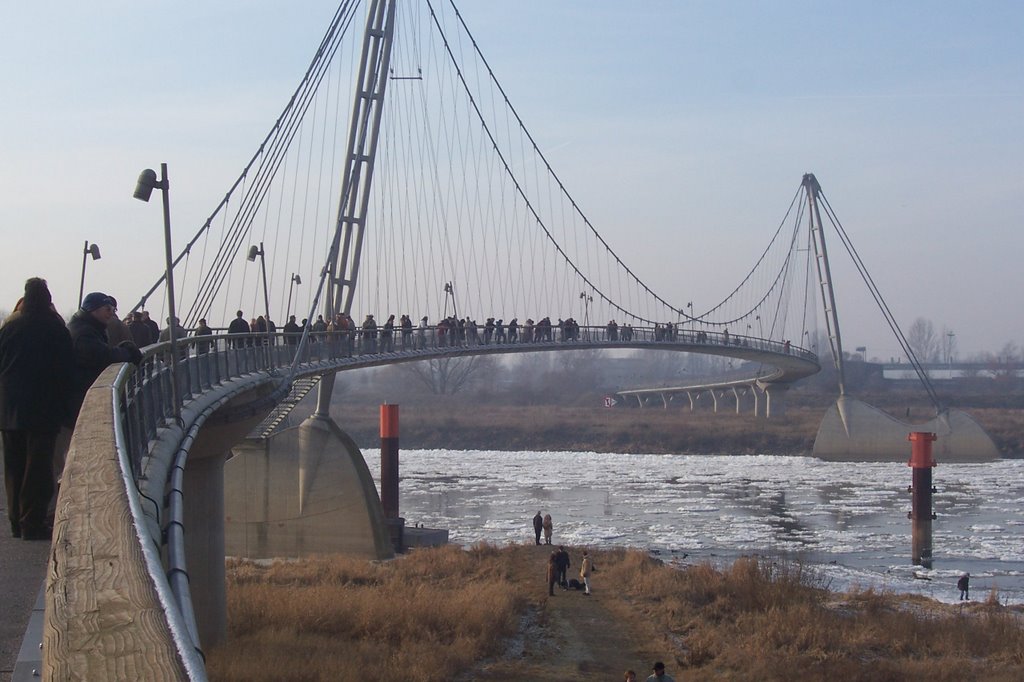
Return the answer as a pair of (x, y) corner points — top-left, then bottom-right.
(43, 326), (817, 680)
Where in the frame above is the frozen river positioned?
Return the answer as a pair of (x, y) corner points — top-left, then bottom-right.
(365, 449), (1024, 605)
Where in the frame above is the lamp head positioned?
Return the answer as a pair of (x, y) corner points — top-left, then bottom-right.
(292, 274), (302, 285)
(86, 243), (101, 260)
(133, 168), (158, 202)
(247, 245), (260, 262)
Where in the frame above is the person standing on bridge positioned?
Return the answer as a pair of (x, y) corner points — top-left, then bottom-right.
(532, 511), (543, 545)
(0, 278), (74, 540)
(193, 318), (213, 354)
(68, 293), (143, 421)
(283, 315), (300, 346)
(228, 310), (250, 348)
(417, 316), (428, 350)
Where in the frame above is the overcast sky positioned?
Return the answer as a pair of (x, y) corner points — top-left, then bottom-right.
(1, 1), (1021, 360)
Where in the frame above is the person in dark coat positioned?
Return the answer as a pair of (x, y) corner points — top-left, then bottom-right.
(547, 551), (559, 596)
(532, 510), (544, 545)
(0, 278), (74, 540)
(227, 310), (250, 348)
(68, 292), (142, 422)
(958, 573), (970, 600)
(141, 310), (160, 344)
(554, 546), (571, 589)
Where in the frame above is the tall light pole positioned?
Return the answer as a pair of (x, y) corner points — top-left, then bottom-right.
(286, 273), (301, 320)
(78, 241), (101, 307)
(443, 281), (458, 321)
(247, 242), (272, 347)
(133, 163), (180, 420)
(579, 291), (592, 339)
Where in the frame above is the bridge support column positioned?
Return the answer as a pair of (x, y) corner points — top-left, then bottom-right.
(184, 451), (228, 649)
(762, 384), (790, 418)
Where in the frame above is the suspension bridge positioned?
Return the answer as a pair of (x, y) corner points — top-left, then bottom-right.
(33, 1), (998, 679)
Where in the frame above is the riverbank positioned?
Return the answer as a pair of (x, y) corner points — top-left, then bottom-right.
(207, 544), (1024, 681)
(325, 403), (1023, 456)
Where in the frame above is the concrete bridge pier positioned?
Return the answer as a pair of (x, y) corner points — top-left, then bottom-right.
(182, 451), (228, 649)
(761, 383), (789, 418)
(224, 413), (394, 562)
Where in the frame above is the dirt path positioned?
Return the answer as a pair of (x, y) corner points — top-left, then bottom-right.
(461, 544), (664, 680)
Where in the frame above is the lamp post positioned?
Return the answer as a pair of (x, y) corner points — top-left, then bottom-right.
(247, 243), (272, 348)
(579, 291), (592, 339)
(286, 273), (302, 320)
(133, 163), (180, 420)
(443, 281), (458, 321)
(78, 241), (101, 308)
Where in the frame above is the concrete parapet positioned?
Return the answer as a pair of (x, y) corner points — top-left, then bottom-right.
(225, 415), (394, 560)
(812, 396), (1000, 462)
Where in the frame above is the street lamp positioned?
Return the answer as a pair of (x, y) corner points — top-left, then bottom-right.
(247, 242), (272, 347)
(78, 241), (101, 307)
(443, 281), (458, 321)
(579, 291), (593, 339)
(133, 163), (180, 420)
(285, 273), (302, 320)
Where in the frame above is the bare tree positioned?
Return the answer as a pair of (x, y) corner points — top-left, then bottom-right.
(906, 317), (942, 363)
(401, 355), (494, 395)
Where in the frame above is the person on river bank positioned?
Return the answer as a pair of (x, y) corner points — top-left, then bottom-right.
(532, 511), (543, 545)
(958, 573), (970, 600)
(554, 546), (571, 589)
(547, 551), (558, 596)
(543, 513), (553, 544)
(580, 550), (593, 595)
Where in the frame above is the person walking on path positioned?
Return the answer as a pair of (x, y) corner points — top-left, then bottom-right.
(554, 546), (571, 589)
(532, 511), (543, 545)
(0, 278), (74, 540)
(646, 661), (675, 682)
(547, 551), (559, 596)
(580, 550), (593, 595)
(543, 513), (553, 544)
(958, 573), (970, 601)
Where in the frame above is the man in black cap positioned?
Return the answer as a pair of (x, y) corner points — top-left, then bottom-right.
(67, 291), (142, 422)
(646, 661), (675, 682)
(0, 278), (74, 540)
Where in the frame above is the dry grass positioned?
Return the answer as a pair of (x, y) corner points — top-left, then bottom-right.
(599, 549), (1024, 681)
(208, 545), (1024, 681)
(207, 543), (526, 682)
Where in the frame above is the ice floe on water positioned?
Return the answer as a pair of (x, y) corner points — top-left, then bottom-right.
(365, 449), (1024, 604)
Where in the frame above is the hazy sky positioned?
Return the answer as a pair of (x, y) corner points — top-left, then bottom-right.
(1, 1), (1021, 360)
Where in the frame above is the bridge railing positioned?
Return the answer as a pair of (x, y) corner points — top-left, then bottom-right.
(122, 326), (813, 464)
